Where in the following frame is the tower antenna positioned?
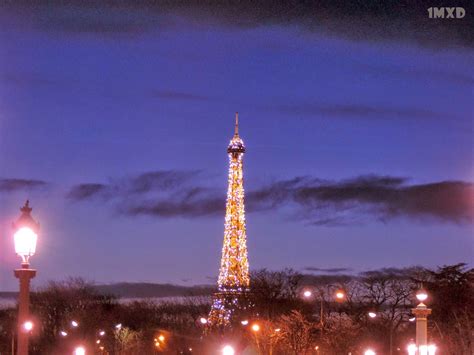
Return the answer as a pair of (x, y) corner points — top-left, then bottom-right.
(234, 112), (239, 136)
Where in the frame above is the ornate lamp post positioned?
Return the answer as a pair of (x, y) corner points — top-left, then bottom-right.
(13, 201), (39, 355)
(411, 289), (432, 354)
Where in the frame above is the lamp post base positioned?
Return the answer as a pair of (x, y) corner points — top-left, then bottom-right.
(14, 268), (36, 355)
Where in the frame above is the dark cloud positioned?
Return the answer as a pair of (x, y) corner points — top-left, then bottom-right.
(123, 196), (223, 218)
(67, 170), (200, 201)
(67, 183), (108, 201)
(304, 267), (353, 273)
(277, 103), (446, 121)
(68, 171), (473, 224)
(2, 1), (472, 47)
(0, 178), (48, 192)
(152, 90), (212, 102)
(359, 63), (474, 87)
(256, 175), (474, 224)
(68, 170), (223, 218)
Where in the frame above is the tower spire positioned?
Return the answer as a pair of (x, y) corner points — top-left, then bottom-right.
(234, 112), (239, 136)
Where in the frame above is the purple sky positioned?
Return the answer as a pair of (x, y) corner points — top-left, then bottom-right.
(0, 3), (472, 290)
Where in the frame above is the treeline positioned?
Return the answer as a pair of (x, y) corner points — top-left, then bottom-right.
(0, 263), (472, 354)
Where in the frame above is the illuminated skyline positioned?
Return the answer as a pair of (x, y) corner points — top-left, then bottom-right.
(0, 3), (472, 290)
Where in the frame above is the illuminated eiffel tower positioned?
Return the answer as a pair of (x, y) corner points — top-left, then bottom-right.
(208, 112), (250, 328)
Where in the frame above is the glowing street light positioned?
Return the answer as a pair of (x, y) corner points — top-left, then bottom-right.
(158, 335), (165, 342)
(427, 344), (437, 355)
(251, 323), (260, 332)
(71, 320), (79, 327)
(412, 288), (432, 351)
(199, 317), (208, 324)
(60, 331), (68, 337)
(364, 349), (376, 355)
(368, 312), (377, 318)
(115, 323), (122, 329)
(303, 290), (312, 298)
(407, 344), (417, 355)
(416, 290), (428, 304)
(241, 320), (249, 326)
(222, 345), (235, 355)
(74, 346), (86, 355)
(13, 201), (39, 355)
(23, 321), (33, 332)
(99, 330), (105, 336)
(335, 291), (345, 300)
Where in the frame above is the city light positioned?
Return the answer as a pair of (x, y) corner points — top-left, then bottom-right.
(115, 323), (122, 329)
(364, 349), (376, 355)
(407, 344), (417, 355)
(74, 346), (86, 355)
(241, 320), (249, 325)
(222, 345), (235, 355)
(60, 331), (68, 337)
(99, 330), (105, 336)
(335, 291), (345, 300)
(251, 323), (260, 332)
(428, 344), (437, 355)
(368, 312), (377, 318)
(303, 290), (312, 298)
(274, 328), (281, 332)
(23, 321), (33, 332)
(200, 317), (208, 324)
(416, 290), (428, 303)
(71, 320), (78, 327)
(14, 227), (38, 263)
(158, 335), (165, 342)
(409, 317), (416, 322)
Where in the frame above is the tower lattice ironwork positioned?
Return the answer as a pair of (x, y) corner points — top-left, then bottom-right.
(208, 112), (250, 328)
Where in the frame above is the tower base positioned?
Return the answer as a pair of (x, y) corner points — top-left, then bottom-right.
(207, 288), (252, 331)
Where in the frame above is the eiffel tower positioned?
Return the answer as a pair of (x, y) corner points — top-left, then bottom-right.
(208, 112), (250, 328)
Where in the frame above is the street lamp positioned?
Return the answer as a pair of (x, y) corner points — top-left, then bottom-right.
(22, 321), (33, 332)
(13, 201), (39, 355)
(335, 290), (345, 300)
(74, 346), (86, 355)
(412, 288), (432, 352)
(364, 350), (376, 355)
(222, 345), (235, 355)
(368, 312), (377, 318)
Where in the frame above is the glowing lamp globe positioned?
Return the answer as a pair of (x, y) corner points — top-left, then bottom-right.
(74, 346), (86, 355)
(13, 201), (39, 265)
(364, 350), (376, 355)
(251, 323), (260, 332)
(14, 228), (37, 262)
(335, 291), (345, 300)
(368, 312), (377, 318)
(222, 345), (235, 355)
(303, 290), (312, 298)
(416, 290), (428, 303)
(427, 344), (437, 355)
(407, 344), (417, 355)
(23, 321), (33, 332)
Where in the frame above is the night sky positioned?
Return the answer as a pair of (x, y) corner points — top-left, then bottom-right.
(0, 2), (472, 291)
